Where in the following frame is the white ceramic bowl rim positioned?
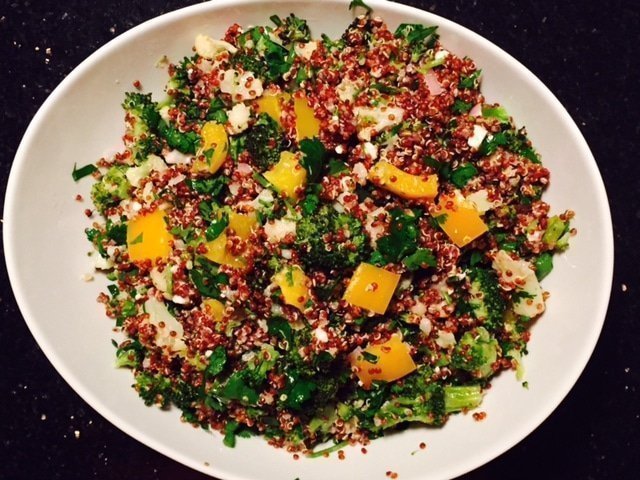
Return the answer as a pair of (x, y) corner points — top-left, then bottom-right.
(4, 1), (614, 479)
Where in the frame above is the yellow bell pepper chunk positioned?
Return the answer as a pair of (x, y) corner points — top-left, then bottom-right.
(227, 211), (257, 240)
(368, 160), (438, 200)
(202, 298), (225, 321)
(350, 335), (417, 389)
(434, 193), (488, 247)
(257, 93), (320, 140)
(293, 96), (320, 140)
(203, 211), (257, 267)
(256, 93), (290, 127)
(343, 263), (401, 315)
(192, 121), (228, 174)
(127, 209), (173, 263)
(263, 151), (307, 199)
(273, 265), (312, 311)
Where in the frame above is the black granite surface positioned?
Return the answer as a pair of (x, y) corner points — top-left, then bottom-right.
(1, 1), (639, 479)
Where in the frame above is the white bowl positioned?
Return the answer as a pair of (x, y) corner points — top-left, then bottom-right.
(3, 0), (613, 479)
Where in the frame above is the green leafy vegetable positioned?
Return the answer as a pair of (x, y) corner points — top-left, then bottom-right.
(450, 163), (478, 188)
(158, 120), (200, 154)
(72, 163), (98, 181)
(534, 252), (554, 280)
(374, 209), (420, 264)
(394, 24), (438, 49)
(402, 248), (437, 271)
(452, 99), (473, 114)
(205, 211), (229, 241)
(482, 105), (510, 123)
(459, 70), (482, 89)
(349, 0), (372, 14)
(206, 346), (227, 378)
(190, 257), (229, 299)
(299, 138), (327, 183)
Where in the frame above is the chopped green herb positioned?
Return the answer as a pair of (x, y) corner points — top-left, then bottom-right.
(450, 163), (478, 188)
(72, 163), (98, 181)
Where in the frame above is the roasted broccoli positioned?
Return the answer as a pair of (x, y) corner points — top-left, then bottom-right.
(90, 165), (131, 213)
(451, 326), (500, 378)
(245, 113), (285, 169)
(467, 267), (507, 331)
(295, 204), (369, 270)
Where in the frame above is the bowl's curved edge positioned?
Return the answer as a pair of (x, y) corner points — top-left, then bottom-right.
(3, 1), (614, 479)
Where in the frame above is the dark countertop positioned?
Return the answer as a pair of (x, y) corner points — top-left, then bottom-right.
(1, 1), (638, 478)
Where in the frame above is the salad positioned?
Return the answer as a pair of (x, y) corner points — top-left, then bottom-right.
(76, 4), (573, 456)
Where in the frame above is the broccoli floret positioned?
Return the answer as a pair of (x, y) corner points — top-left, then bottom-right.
(271, 14), (311, 44)
(134, 371), (173, 406)
(467, 267), (507, 331)
(214, 344), (280, 406)
(134, 371), (202, 424)
(372, 370), (446, 430)
(295, 204), (369, 271)
(231, 52), (267, 78)
(308, 405), (337, 437)
(451, 326), (500, 379)
(121, 93), (164, 161)
(245, 113), (285, 169)
(90, 165), (131, 213)
(114, 339), (144, 369)
(122, 92), (161, 137)
(443, 385), (484, 413)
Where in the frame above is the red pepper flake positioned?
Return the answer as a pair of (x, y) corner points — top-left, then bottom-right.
(84, 209), (93, 218)
(75, 194), (83, 201)
(133, 79), (142, 89)
(293, 453), (299, 460)
(419, 442), (426, 449)
(338, 450), (345, 460)
(361, 447), (368, 454)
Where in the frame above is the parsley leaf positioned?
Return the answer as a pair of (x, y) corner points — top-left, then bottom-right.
(206, 346), (227, 378)
(190, 257), (229, 299)
(349, 0), (372, 14)
(299, 138), (327, 183)
(394, 24), (438, 49)
(402, 248), (437, 271)
(327, 159), (349, 176)
(459, 70), (482, 89)
(450, 163), (478, 188)
(374, 209), (420, 264)
(479, 128), (540, 163)
(187, 176), (227, 196)
(268, 316), (293, 348)
(452, 99), (473, 114)
(158, 120), (200, 154)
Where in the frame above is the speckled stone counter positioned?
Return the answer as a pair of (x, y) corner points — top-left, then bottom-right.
(1, 1), (638, 479)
